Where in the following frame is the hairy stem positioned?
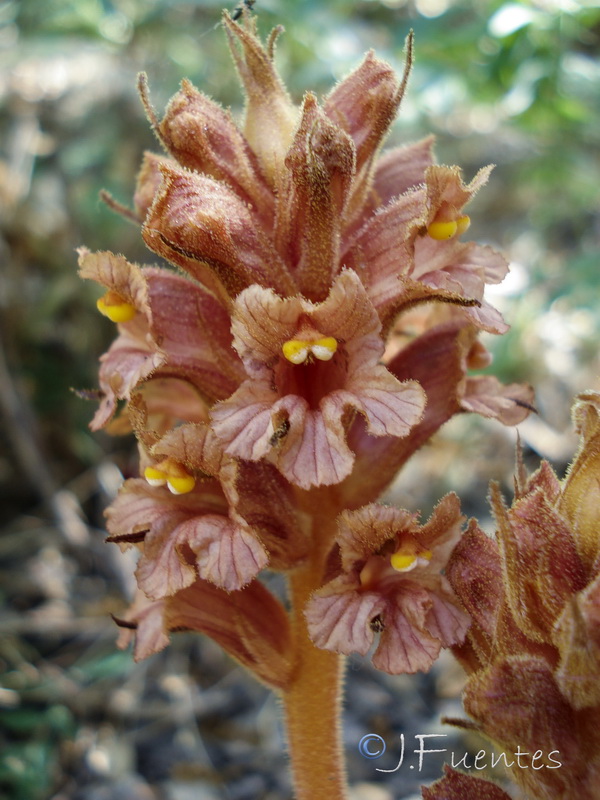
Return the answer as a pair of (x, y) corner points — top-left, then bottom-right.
(283, 506), (348, 800)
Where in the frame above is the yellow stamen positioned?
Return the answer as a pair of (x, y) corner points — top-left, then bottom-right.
(167, 474), (196, 495)
(144, 459), (195, 495)
(282, 336), (338, 364)
(311, 337), (338, 361)
(97, 290), (137, 323)
(390, 552), (417, 571)
(144, 465), (167, 487)
(455, 215), (471, 236)
(282, 339), (310, 364)
(427, 219), (458, 240)
(390, 546), (433, 573)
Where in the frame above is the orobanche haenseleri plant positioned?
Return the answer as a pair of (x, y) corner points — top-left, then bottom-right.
(79, 10), (535, 799)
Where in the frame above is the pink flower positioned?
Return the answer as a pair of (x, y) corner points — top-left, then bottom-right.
(210, 270), (426, 489)
(105, 422), (304, 594)
(114, 578), (294, 690)
(343, 163), (509, 334)
(78, 249), (244, 430)
(305, 494), (470, 673)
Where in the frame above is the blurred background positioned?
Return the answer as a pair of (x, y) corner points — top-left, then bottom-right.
(1, 0), (599, 798)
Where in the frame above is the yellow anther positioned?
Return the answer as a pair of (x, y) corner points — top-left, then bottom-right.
(390, 546), (432, 573)
(144, 459), (195, 495)
(390, 552), (418, 572)
(427, 219), (458, 240)
(311, 337), (338, 361)
(282, 339), (310, 364)
(167, 474), (196, 495)
(455, 215), (471, 236)
(97, 290), (137, 323)
(144, 465), (168, 487)
(282, 336), (338, 364)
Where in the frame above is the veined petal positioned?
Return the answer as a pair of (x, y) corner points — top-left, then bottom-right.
(135, 509), (199, 598)
(177, 514), (268, 591)
(305, 579), (384, 655)
(210, 381), (276, 461)
(340, 321), (469, 507)
(274, 396), (355, 488)
(412, 238), (508, 285)
(310, 269), (383, 342)
(78, 248), (149, 315)
(114, 595), (170, 662)
(329, 368), (425, 438)
(460, 375), (534, 425)
(425, 581), (472, 647)
(373, 592), (443, 674)
(371, 135), (435, 207)
(231, 285), (304, 364)
(91, 317), (166, 430)
(144, 267), (245, 401)
(342, 188), (426, 317)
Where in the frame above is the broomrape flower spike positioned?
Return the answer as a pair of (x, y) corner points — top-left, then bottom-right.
(439, 391), (600, 800)
(79, 11), (534, 800)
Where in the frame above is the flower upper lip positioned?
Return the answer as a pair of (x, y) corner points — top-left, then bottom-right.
(210, 270), (426, 489)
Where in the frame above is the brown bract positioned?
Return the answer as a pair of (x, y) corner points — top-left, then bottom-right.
(158, 78), (275, 227)
(445, 392), (600, 799)
(422, 765), (512, 800)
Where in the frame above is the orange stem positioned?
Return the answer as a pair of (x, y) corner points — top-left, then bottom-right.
(282, 506), (348, 800)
